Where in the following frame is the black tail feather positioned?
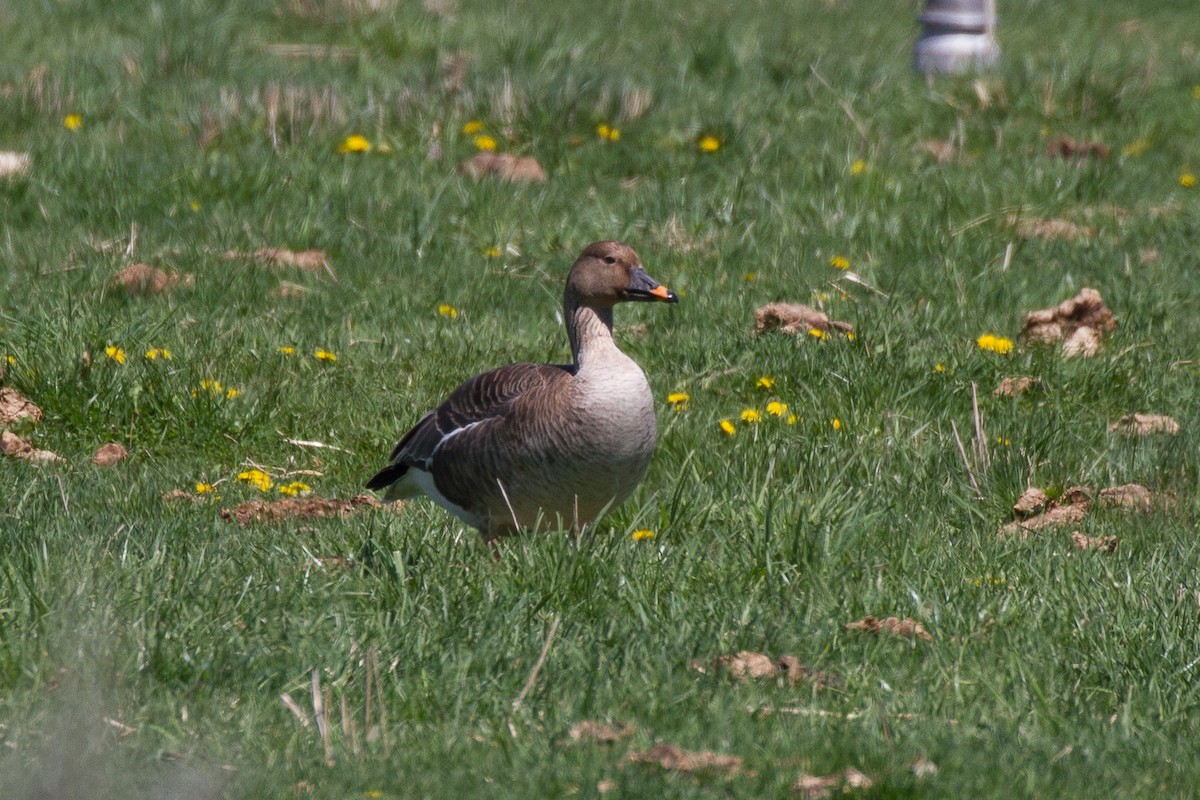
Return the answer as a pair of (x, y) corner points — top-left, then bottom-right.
(365, 462), (408, 491)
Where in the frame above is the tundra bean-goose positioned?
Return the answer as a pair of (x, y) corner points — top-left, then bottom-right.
(366, 240), (678, 543)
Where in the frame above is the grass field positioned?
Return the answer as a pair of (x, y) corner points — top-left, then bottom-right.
(3, 0), (1200, 796)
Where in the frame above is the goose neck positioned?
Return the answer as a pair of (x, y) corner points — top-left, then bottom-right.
(566, 301), (616, 367)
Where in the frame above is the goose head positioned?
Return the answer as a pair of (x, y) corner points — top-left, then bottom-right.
(565, 241), (679, 309)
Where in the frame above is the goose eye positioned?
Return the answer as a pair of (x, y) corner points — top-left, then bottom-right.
(603, 255), (616, 264)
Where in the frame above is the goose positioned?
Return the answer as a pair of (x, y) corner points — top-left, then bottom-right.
(366, 241), (678, 543)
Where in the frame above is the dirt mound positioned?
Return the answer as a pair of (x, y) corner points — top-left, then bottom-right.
(221, 494), (385, 525)
(109, 264), (191, 295)
(754, 302), (854, 336)
(691, 651), (838, 689)
(457, 152), (547, 183)
(1044, 135), (1110, 162)
(0, 388), (43, 426)
(1021, 288), (1116, 357)
(91, 442), (128, 466)
(844, 615), (931, 641)
(1, 430), (62, 463)
(1108, 413), (1179, 436)
(224, 248), (329, 272)
(626, 743), (741, 777)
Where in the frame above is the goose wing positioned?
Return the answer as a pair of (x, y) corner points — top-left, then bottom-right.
(366, 362), (572, 492)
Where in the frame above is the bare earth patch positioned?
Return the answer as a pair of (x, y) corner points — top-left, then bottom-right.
(1108, 413), (1180, 436)
(844, 616), (932, 641)
(224, 248), (330, 273)
(221, 494), (388, 525)
(1, 430), (63, 463)
(1002, 483), (1161, 538)
(0, 387), (43, 426)
(1099, 483), (1155, 511)
(91, 442), (128, 467)
(1000, 486), (1092, 537)
(994, 376), (1041, 397)
(754, 302), (854, 336)
(108, 264), (192, 295)
(457, 152), (547, 183)
(691, 651), (838, 689)
(625, 743), (742, 777)
(791, 767), (873, 798)
(1021, 288), (1116, 357)
(567, 720), (635, 745)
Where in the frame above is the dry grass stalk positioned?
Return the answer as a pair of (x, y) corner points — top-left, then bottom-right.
(512, 614), (561, 712)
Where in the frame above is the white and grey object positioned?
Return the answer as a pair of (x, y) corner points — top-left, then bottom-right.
(914, 0), (999, 74)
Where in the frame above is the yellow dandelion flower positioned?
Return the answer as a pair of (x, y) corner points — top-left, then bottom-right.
(741, 408), (761, 424)
(144, 347), (172, 360)
(1122, 137), (1150, 157)
(719, 419), (736, 436)
(483, 246), (501, 258)
(314, 349), (337, 362)
(698, 135), (721, 153)
(104, 345), (126, 365)
(934, 362), (946, 373)
(976, 333), (1014, 354)
(829, 255), (850, 270)
(365, 791), (383, 799)
(1193, 85), (1200, 101)
(461, 120), (484, 135)
(666, 391), (690, 410)
(438, 304), (459, 319)
(832, 418), (842, 430)
(808, 327), (828, 340)
(63, 114), (82, 130)
(846, 331), (856, 340)
(277, 345), (296, 355)
(850, 159), (867, 176)
(596, 123), (620, 142)
(786, 414), (798, 425)
(337, 134), (371, 153)
(474, 134), (497, 152)
(765, 401), (788, 417)
(631, 529), (655, 541)
(189, 200), (201, 212)
(193, 378), (240, 399)
(4, 355), (14, 366)
(277, 481), (311, 497)
(756, 375), (775, 389)
(1180, 172), (1196, 188)
(743, 272), (757, 282)
(237, 469), (273, 492)
(195, 482), (216, 495)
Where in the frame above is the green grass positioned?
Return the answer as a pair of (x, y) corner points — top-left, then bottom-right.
(3, 0), (1200, 796)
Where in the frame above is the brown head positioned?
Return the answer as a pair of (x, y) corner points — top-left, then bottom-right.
(565, 241), (678, 309)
